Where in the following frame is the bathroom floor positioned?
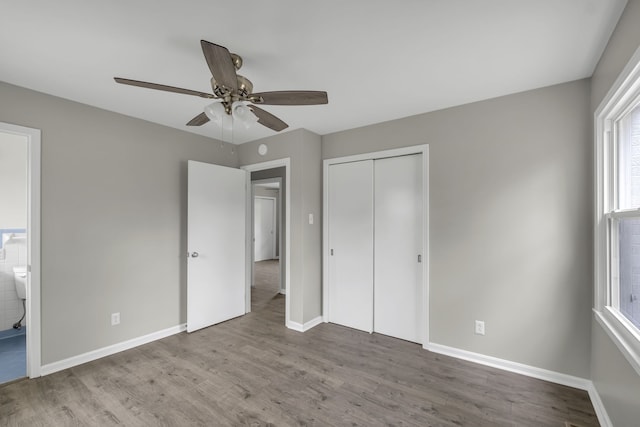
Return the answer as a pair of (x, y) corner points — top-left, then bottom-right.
(0, 327), (26, 384)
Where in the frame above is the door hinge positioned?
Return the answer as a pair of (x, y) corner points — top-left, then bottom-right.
(418, 254), (422, 263)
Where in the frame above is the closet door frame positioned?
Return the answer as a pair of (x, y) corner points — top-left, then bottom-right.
(322, 144), (429, 347)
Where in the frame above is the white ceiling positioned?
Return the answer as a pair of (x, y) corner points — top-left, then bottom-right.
(0, 1), (627, 144)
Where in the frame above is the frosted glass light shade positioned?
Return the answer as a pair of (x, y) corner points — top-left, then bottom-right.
(232, 102), (259, 129)
(203, 102), (226, 124)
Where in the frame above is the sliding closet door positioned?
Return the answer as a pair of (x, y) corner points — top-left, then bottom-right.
(328, 160), (374, 332)
(374, 154), (423, 343)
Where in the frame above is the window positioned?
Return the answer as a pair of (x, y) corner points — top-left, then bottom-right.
(595, 48), (640, 374)
(617, 217), (640, 329)
(611, 104), (640, 331)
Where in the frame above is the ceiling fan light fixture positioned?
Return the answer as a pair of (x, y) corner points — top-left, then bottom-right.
(232, 101), (259, 129)
(203, 101), (225, 124)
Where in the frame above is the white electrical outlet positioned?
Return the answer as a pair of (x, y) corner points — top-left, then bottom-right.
(475, 320), (485, 335)
(111, 312), (120, 326)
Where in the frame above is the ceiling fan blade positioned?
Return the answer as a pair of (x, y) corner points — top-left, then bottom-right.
(250, 91), (328, 106)
(248, 106), (289, 132)
(114, 78), (215, 99)
(186, 112), (210, 126)
(200, 40), (238, 93)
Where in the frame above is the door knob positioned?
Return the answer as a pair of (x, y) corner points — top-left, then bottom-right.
(190, 252), (199, 258)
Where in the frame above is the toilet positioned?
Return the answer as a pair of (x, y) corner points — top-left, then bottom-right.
(12, 266), (27, 300)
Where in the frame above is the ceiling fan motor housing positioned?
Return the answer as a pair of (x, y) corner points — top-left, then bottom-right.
(210, 74), (254, 114)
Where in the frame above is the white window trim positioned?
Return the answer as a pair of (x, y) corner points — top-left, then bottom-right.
(595, 45), (640, 376)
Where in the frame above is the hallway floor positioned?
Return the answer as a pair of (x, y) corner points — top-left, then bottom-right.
(252, 259), (280, 310)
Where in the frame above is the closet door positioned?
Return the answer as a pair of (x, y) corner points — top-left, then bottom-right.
(328, 160), (374, 332)
(374, 154), (423, 343)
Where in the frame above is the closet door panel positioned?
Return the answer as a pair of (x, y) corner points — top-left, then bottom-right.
(374, 154), (422, 343)
(328, 160), (374, 332)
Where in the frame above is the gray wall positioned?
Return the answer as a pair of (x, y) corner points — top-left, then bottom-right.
(0, 132), (27, 228)
(0, 81), (237, 364)
(323, 79), (593, 378)
(589, 0), (640, 424)
(239, 129), (323, 325)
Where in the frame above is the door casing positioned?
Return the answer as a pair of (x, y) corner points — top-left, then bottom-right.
(242, 159), (291, 326)
(0, 122), (41, 378)
(251, 179), (284, 295)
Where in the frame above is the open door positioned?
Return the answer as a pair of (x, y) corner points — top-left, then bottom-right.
(254, 197), (276, 262)
(187, 160), (247, 333)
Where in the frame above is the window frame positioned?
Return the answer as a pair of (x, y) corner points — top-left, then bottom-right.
(595, 46), (640, 376)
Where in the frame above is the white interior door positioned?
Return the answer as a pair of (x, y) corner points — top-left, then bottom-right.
(328, 160), (374, 332)
(187, 160), (246, 333)
(254, 197), (275, 261)
(374, 154), (423, 343)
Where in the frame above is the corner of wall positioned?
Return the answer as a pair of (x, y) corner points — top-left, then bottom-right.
(300, 130), (323, 323)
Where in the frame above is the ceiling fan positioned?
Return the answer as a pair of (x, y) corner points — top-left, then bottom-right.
(114, 40), (328, 132)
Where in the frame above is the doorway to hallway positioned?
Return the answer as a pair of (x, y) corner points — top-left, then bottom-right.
(251, 178), (283, 312)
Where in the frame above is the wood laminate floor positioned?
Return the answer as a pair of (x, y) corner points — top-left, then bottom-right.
(1, 279), (598, 426)
(252, 260), (281, 311)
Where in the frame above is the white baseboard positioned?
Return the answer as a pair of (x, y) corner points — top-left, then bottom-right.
(425, 342), (591, 390)
(287, 316), (323, 332)
(36, 321), (613, 426)
(587, 383), (613, 427)
(426, 342), (613, 426)
(303, 316), (323, 331)
(41, 324), (186, 376)
(286, 320), (303, 332)
(279, 288), (286, 295)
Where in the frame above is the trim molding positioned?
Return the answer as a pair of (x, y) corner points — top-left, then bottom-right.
(0, 121), (42, 379)
(241, 158), (291, 330)
(35, 320), (614, 425)
(426, 342), (614, 427)
(41, 324), (186, 376)
(425, 342), (591, 390)
(588, 383), (613, 427)
(287, 316), (323, 332)
(425, 341), (615, 426)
